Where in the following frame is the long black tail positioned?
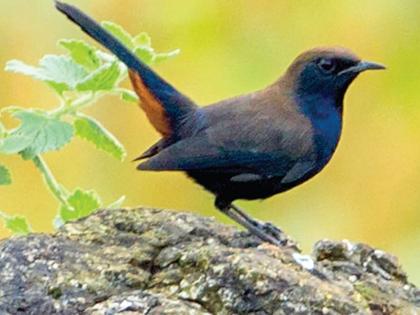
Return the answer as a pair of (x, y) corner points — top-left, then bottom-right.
(56, 1), (144, 72)
(55, 1), (196, 133)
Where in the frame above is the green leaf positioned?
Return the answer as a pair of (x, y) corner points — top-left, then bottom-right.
(5, 60), (39, 78)
(96, 51), (116, 64)
(119, 89), (139, 103)
(76, 62), (121, 92)
(0, 135), (34, 154)
(0, 111), (74, 159)
(0, 165), (12, 185)
(102, 21), (134, 50)
(133, 32), (152, 47)
(5, 55), (87, 94)
(0, 121), (5, 138)
(59, 39), (101, 71)
(154, 49), (181, 64)
(0, 212), (32, 235)
(134, 46), (155, 65)
(108, 195), (126, 209)
(74, 115), (126, 160)
(59, 189), (101, 223)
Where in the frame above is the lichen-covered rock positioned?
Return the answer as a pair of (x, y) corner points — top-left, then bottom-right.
(0, 208), (418, 314)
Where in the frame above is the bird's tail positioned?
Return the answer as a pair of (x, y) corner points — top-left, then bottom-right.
(55, 1), (197, 137)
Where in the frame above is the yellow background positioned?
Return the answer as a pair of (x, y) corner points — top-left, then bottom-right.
(0, 0), (419, 285)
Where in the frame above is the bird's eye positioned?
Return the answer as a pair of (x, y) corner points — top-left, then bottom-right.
(317, 58), (336, 74)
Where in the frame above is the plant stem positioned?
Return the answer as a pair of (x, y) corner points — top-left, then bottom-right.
(50, 92), (99, 118)
(32, 155), (69, 207)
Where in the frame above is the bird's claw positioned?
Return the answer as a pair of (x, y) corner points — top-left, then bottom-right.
(250, 220), (287, 245)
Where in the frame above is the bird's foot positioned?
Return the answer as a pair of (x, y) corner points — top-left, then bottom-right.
(215, 199), (299, 249)
(254, 221), (284, 241)
(249, 220), (287, 245)
(245, 217), (300, 250)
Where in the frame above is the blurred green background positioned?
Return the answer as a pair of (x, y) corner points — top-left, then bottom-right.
(0, 0), (419, 285)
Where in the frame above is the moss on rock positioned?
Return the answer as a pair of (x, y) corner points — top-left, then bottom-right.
(0, 208), (418, 314)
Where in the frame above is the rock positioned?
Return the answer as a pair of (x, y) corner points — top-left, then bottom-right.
(0, 207), (418, 314)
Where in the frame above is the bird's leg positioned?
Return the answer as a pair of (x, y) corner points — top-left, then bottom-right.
(229, 203), (285, 243)
(215, 198), (285, 246)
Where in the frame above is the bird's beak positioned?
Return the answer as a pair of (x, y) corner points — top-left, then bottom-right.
(339, 60), (386, 76)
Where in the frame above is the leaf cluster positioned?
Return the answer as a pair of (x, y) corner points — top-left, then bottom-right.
(0, 21), (179, 234)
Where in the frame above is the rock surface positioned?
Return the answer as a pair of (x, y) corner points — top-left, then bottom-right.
(0, 207), (418, 314)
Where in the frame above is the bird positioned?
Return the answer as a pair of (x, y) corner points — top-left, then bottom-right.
(55, 1), (385, 246)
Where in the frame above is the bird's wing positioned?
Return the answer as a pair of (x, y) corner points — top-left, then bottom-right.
(137, 136), (288, 174)
(137, 101), (316, 178)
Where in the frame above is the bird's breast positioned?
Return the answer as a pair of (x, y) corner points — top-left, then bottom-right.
(311, 109), (343, 166)
(295, 94), (343, 168)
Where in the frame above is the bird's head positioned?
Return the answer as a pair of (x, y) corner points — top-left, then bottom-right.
(282, 47), (385, 107)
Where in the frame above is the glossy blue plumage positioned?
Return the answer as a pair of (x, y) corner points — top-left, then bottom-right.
(298, 95), (342, 167)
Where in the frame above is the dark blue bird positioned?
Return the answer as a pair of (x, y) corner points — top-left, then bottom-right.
(56, 1), (385, 245)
